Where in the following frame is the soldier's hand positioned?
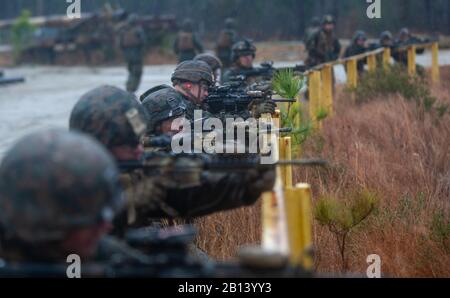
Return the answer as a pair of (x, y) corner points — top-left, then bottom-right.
(249, 99), (277, 118)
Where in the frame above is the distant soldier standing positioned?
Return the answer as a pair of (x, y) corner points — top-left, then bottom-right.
(215, 18), (238, 69)
(118, 14), (147, 93)
(305, 15), (341, 68)
(173, 19), (204, 63)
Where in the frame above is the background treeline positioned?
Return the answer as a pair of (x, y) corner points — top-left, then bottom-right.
(1, 0), (450, 39)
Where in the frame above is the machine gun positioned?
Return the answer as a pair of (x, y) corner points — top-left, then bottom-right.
(205, 84), (296, 115)
(118, 150), (327, 180)
(228, 61), (306, 84)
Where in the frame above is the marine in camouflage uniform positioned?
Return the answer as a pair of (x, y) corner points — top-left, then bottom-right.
(173, 19), (204, 63)
(0, 129), (123, 272)
(69, 85), (176, 236)
(118, 14), (147, 93)
(344, 30), (368, 74)
(141, 61), (275, 213)
(215, 18), (238, 69)
(305, 15), (341, 68)
(392, 28), (426, 75)
(222, 39), (257, 85)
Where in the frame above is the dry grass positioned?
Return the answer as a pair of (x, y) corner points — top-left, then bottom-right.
(196, 66), (450, 277)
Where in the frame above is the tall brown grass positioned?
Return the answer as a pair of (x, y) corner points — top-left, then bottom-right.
(196, 66), (450, 277)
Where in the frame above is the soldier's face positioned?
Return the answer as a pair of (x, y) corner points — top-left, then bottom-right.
(323, 23), (334, 32)
(382, 38), (392, 47)
(190, 83), (209, 104)
(356, 38), (366, 47)
(239, 55), (254, 68)
(160, 117), (184, 136)
(111, 144), (144, 161)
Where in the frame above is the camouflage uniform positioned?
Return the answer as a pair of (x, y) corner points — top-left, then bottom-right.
(222, 39), (258, 85)
(392, 28), (426, 75)
(69, 85), (180, 235)
(173, 19), (204, 63)
(141, 63), (276, 219)
(119, 14), (147, 93)
(215, 18), (238, 69)
(142, 60), (215, 126)
(344, 31), (368, 73)
(305, 15), (341, 68)
(0, 129), (123, 265)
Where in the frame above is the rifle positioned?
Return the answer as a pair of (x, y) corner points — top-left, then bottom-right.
(205, 85), (296, 115)
(118, 150), (327, 174)
(227, 61), (306, 84)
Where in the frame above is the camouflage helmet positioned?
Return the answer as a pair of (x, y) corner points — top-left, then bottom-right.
(380, 30), (393, 41)
(232, 39), (256, 61)
(353, 30), (367, 42)
(182, 18), (194, 32)
(322, 15), (335, 25)
(171, 60), (214, 86)
(141, 85), (187, 133)
(0, 129), (123, 243)
(69, 85), (148, 150)
(399, 28), (410, 39)
(194, 53), (223, 71)
(225, 18), (236, 29)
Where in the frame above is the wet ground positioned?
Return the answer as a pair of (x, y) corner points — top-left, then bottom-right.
(1, 50), (450, 159)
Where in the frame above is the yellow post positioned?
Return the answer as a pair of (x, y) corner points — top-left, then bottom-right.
(278, 137), (286, 185)
(321, 64), (333, 117)
(283, 137), (293, 188)
(308, 71), (322, 130)
(407, 45), (417, 76)
(383, 47), (391, 69)
(346, 58), (358, 89)
(284, 183), (313, 269)
(367, 54), (377, 72)
(431, 42), (440, 84)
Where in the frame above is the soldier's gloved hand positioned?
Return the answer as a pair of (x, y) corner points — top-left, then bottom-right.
(131, 176), (168, 209)
(249, 99), (277, 118)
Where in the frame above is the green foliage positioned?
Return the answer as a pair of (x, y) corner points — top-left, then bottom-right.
(272, 69), (305, 99)
(272, 69), (311, 152)
(352, 65), (442, 114)
(314, 189), (378, 271)
(11, 10), (35, 62)
(430, 210), (450, 252)
(316, 107), (329, 122)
